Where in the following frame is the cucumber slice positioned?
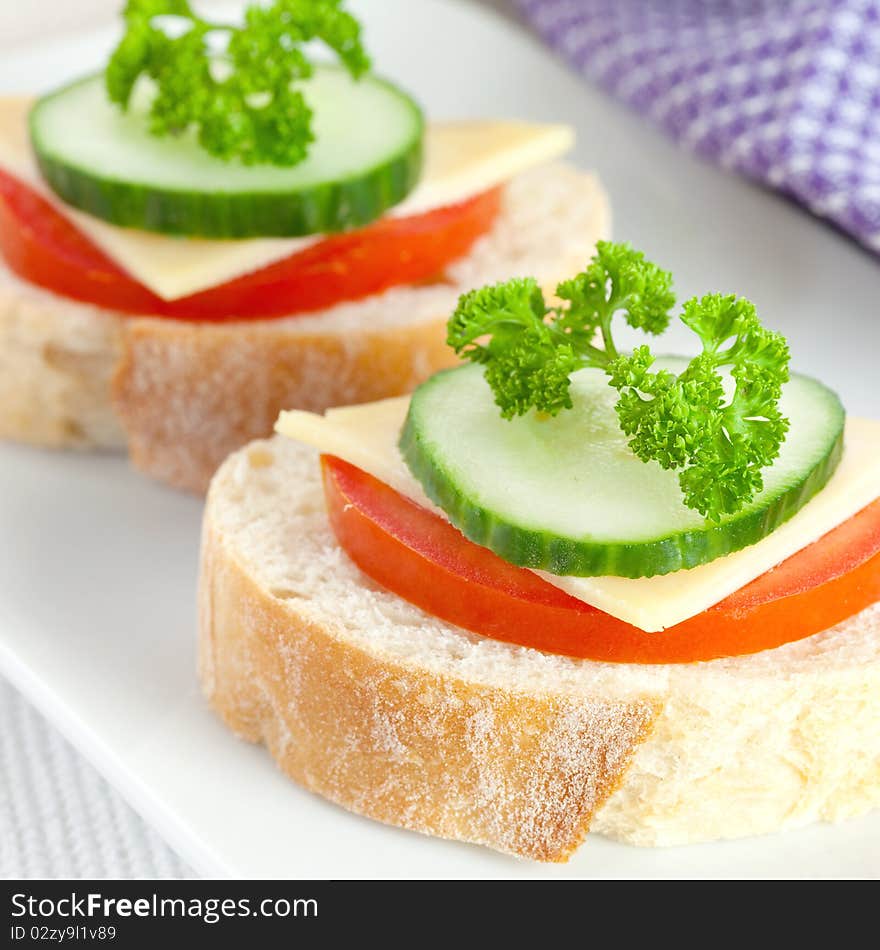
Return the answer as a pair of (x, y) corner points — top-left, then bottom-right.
(400, 359), (845, 578)
(29, 66), (423, 238)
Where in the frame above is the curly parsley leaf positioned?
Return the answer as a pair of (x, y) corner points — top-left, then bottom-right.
(447, 279), (580, 418)
(447, 243), (791, 521)
(555, 241), (675, 348)
(448, 242), (674, 417)
(105, 0), (370, 166)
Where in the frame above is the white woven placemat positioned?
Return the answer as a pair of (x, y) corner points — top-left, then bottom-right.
(0, 677), (195, 879)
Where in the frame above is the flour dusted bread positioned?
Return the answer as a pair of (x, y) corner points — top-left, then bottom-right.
(0, 162), (609, 492)
(198, 435), (880, 860)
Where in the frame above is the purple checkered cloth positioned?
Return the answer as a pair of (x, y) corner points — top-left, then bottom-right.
(516, 0), (880, 253)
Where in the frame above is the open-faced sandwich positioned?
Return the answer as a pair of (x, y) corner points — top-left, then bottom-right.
(199, 241), (880, 861)
(0, 0), (607, 491)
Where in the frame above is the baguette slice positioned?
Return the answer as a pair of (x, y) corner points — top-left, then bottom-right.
(0, 163), (609, 492)
(199, 436), (880, 861)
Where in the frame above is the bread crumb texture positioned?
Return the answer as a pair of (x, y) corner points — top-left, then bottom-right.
(199, 435), (880, 860)
(0, 265), (125, 448)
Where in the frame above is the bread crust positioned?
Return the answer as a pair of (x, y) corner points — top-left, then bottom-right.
(114, 313), (457, 493)
(200, 513), (660, 862)
(0, 163), (609, 491)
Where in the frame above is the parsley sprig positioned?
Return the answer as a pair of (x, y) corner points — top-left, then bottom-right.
(106, 0), (370, 166)
(448, 241), (790, 521)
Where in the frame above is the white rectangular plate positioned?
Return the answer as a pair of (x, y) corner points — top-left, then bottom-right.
(1, 0), (878, 879)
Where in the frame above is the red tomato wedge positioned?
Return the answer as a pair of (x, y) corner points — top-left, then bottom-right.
(321, 455), (880, 664)
(0, 168), (501, 321)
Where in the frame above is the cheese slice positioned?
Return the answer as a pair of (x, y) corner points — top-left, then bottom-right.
(276, 398), (880, 633)
(0, 96), (573, 301)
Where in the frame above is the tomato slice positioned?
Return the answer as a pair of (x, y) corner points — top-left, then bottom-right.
(0, 168), (501, 321)
(321, 455), (880, 664)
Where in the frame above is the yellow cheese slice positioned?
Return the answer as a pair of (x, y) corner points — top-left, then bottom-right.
(0, 96), (573, 301)
(392, 121), (574, 218)
(276, 398), (880, 633)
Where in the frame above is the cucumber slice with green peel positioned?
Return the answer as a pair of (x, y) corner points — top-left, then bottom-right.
(400, 358), (845, 578)
(29, 66), (423, 238)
